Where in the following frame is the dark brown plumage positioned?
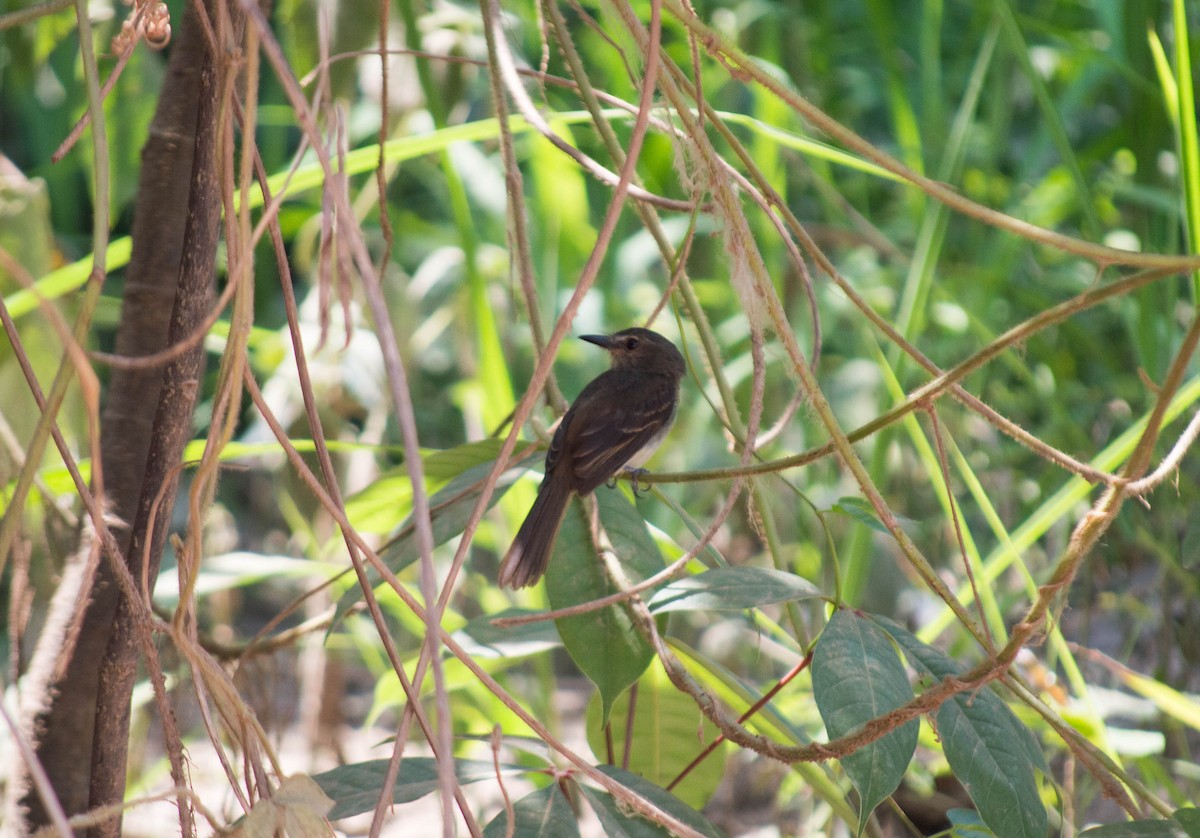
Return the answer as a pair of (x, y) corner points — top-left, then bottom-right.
(498, 328), (685, 589)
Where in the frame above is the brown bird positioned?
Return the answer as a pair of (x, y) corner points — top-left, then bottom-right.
(498, 327), (686, 588)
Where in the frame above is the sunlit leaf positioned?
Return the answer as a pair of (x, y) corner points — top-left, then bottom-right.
(584, 661), (726, 810)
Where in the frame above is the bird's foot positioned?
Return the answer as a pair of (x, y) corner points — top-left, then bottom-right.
(627, 467), (650, 497)
(607, 467), (650, 496)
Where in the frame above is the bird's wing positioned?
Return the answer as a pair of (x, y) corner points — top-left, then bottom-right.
(567, 376), (677, 494)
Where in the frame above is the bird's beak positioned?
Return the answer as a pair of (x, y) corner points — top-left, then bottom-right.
(579, 334), (614, 349)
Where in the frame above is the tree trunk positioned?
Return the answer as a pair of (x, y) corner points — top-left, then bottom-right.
(14, 0), (221, 832)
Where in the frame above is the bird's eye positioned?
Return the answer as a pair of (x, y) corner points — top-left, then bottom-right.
(624, 336), (639, 350)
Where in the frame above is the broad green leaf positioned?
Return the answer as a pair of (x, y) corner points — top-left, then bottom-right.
(877, 619), (1047, 838)
(812, 610), (917, 835)
(546, 489), (666, 723)
(313, 757), (526, 820)
(584, 661), (726, 810)
(483, 783), (579, 838)
(648, 566), (821, 613)
(588, 765), (724, 838)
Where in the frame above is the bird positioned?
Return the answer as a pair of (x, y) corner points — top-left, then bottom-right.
(497, 327), (686, 589)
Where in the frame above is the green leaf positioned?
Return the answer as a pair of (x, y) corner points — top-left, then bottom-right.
(584, 789), (673, 838)
(1175, 808), (1200, 838)
(452, 608), (562, 659)
(584, 662), (726, 810)
(153, 552), (337, 605)
(831, 497), (890, 533)
(812, 610), (918, 835)
(333, 441), (541, 624)
(546, 490), (665, 723)
(483, 783), (580, 838)
(586, 765), (724, 838)
(876, 619), (1047, 838)
(1080, 821), (1189, 836)
(947, 807), (995, 835)
(313, 757), (526, 820)
(647, 567), (822, 613)
(345, 439), (534, 534)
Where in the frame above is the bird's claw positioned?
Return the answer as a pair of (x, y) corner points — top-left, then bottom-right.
(628, 467), (649, 497)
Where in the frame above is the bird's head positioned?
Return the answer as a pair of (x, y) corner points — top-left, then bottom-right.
(580, 327), (685, 377)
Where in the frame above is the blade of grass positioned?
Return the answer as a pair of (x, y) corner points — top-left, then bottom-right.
(1170, 0), (1200, 297)
(919, 372), (1200, 643)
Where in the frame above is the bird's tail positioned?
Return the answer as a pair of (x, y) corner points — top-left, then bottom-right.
(498, 475), (572, 589)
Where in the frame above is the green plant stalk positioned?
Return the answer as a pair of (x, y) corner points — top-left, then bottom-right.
(396, 0), (512, 433)
(845, 21), (999, 603)
(996, 1), (1102, 238)
(1171, 0), (1200, 298)
(874, 343), (1008, 646)
(920, 0), (945, 158)
(866, 0), (925, 216)
(894, 16), (998, 345)
(624, 4), (988, 651)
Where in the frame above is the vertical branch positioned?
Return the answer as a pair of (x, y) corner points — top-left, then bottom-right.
(15, 0), (222, 832)
(86, 4), (223, 832)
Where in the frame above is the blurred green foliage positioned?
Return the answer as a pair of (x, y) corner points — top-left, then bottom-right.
(4, 0), (1200, 832)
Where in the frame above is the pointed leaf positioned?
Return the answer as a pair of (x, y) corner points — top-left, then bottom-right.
(648, 566), (821, 613)
(547, 490), (665, 722)
(483, 783), (580, 838)
(313, 757), (526, 820)
(876, 618), (1047, 838)
(812, 609), (917, 834)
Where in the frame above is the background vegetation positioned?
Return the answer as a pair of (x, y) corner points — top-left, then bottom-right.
(2, 0), (1200, 835)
